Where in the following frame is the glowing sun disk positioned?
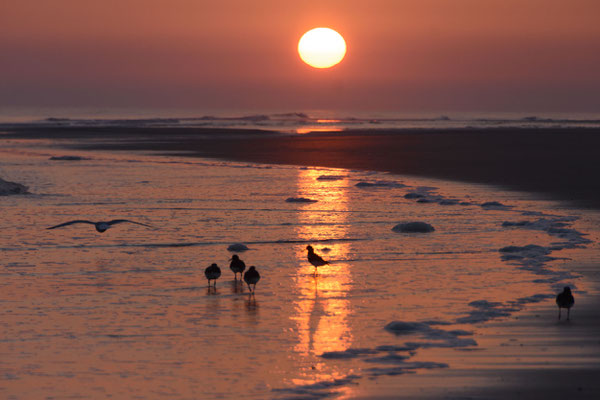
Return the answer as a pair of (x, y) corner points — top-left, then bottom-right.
(298, 28), (346, 69)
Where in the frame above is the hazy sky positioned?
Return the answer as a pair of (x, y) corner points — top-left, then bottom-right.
(1, 0), (599, 112)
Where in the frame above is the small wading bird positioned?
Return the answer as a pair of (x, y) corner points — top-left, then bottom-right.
(306, 245), (329, 275)
(229, 254), (246, 280)
(556, 286), (575, 320)
(205, 263), (221, 288)
(243, 266), (260, 293)
(47, 219), (152, 233)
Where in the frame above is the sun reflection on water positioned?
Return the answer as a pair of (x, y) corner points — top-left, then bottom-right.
(289, 168), (355, 388)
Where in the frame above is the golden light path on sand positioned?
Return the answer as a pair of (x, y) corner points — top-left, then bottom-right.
(290, 168), (355, 396)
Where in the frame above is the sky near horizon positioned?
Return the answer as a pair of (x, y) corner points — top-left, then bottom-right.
(1, 0), (599, 113)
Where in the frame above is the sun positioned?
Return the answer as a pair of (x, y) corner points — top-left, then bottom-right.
(298, 27), (346, 69)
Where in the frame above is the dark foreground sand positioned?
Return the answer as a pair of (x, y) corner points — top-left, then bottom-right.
(3, 125), (599, 208)
(359, 280), (600, 399)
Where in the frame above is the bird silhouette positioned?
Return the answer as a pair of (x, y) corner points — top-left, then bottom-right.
(556, 286), (575, 320)
(47, 219), (152, 233)
(243, 266), (260, 293)
(229, 254), (246, 280)
(205, 263), (221, 288)
(306, 245), (329, 275)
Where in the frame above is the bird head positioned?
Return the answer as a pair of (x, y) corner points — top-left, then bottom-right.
(231, 255), (239, 261)
(248, 266), (256, 271)
(306, 245), (313, 252)
(211, 263), (218, 267)
(564, 286), (571, 293)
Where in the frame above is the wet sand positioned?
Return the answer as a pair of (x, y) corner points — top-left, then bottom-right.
(356, 285), (600, 399)
(1, 126), (600, 399)
(3, 126), (600, 208)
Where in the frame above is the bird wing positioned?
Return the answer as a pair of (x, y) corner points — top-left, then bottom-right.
(310, 253), (329, 265)
(47, 220), (96, 229)
(107, 219), (154, 228)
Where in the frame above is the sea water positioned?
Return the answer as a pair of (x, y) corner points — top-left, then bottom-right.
(0, 140), (598, 399)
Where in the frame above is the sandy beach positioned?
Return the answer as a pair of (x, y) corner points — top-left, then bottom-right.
(1, 126), (599, 399)
(3, 125), (600, 208)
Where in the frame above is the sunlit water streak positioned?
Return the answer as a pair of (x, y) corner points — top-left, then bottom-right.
(0, 142), (598, 399)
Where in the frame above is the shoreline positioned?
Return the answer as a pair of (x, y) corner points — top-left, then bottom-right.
(2, 125), (600, 209)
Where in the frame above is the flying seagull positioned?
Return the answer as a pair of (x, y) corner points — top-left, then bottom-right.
(47, 219), (153, 233)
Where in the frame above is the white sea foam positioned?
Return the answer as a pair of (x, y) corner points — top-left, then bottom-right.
(355, 180), (406, 188)
(0, 177), (29, 195)
(316, 175), (345, 181)
(227, 243), (249, 252)
(285, 197), (318, 203)
(392, 222), (435, 233)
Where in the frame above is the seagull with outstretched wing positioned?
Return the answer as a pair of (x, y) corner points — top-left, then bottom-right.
(47, 219), (153, 233)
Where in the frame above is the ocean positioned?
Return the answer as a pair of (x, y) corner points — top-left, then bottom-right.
(1, 106), (600, 133)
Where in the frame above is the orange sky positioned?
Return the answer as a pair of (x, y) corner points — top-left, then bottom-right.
(1, 0), (599, 112)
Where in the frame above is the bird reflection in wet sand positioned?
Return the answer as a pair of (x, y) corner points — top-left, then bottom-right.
(230, 279), (245, 294)
(205, 263), (221, 289)
(556, 286), (575, 320)
(46, 219), (153, 233)
(229, 254), (246, 280)
(306, 245), (330, 275)
(243, 266), (260, 293)
(245, 295), (259, 314)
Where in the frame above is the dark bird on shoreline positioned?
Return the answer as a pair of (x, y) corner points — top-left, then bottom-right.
(229, 255), (246, 280)
(205, 263), (221, 288)
(556, 286), (575, 320)
(47, 219), (153, 233)
(306, 245), (329, 275)
(244, 266), (260, 293)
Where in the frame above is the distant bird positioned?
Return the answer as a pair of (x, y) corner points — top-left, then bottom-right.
(47, 219), (152, 233)
(205, 263), (221, 288)
(243, 266), (260, 293)
(556, 286), (575, 320)
(229, 254), (246, 280)
(306, 245), (329, 275)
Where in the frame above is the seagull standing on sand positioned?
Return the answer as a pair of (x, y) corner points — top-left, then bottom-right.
(243, 266), (260, 293)
(556, 286), (575, 320)
(306, 245), (329, 275)
(47, 219), (153, 233)
(229, 254), (246, 280)
(205, 263), (221, 288)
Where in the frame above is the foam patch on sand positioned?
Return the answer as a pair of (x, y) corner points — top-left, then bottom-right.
(0, 177), (30, 195)
(286, 197), (318, 203)
(273, 374), (361, 399)
(355, 180), (406, 188)
(498, 215), (590, 280)
(366, 361), (449, 377)
(481, 201), (512, 209)
(49, 155), (90, 161)
(402, 186), (470, 206)
(392, 222), (435, 233)
(456, 300), (519, 324)
(319, 348), (378, 359)
(316, 175), (345, 181)
(384, 321), (476, 349)
(227, 243), (249, 252)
